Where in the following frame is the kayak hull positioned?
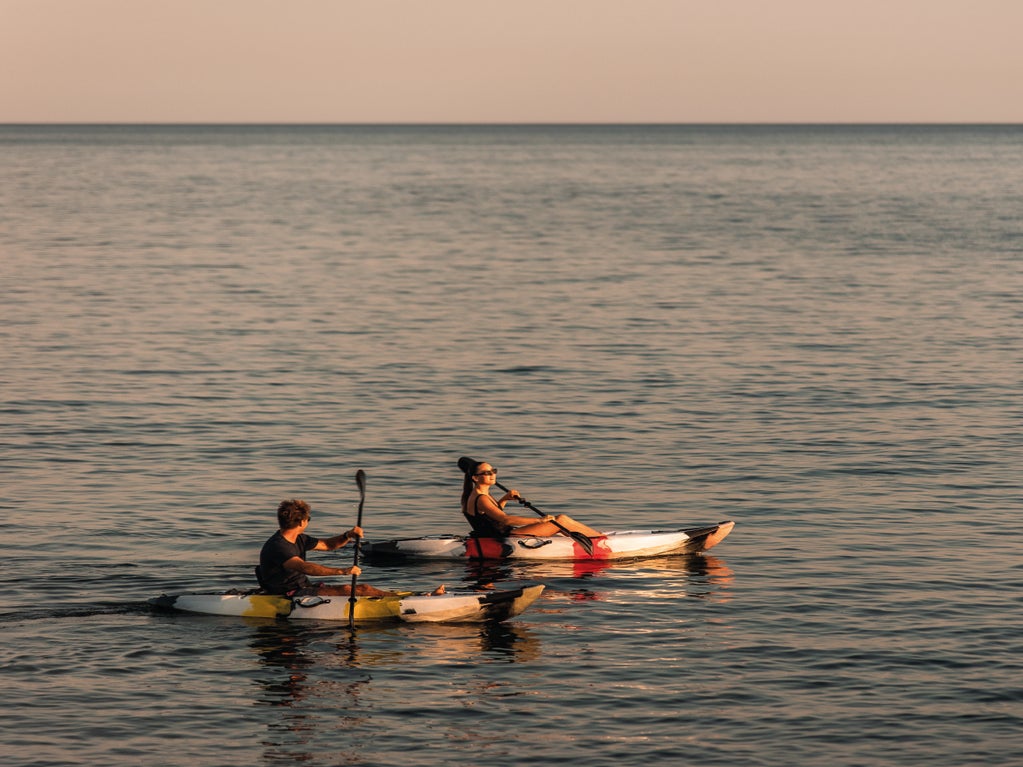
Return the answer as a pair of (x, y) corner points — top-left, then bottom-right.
(364, 521), (734, 562)
(150, 584), (544, 624)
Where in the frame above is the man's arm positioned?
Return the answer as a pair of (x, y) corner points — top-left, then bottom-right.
(312, 526), (363, 551)
(282, 556), (360, 577)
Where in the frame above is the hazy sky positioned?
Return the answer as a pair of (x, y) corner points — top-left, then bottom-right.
(2, 0), (1020, 123)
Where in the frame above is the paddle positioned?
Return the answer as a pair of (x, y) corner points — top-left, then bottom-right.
(457, 456), (595, 555)
(348, 469), (366, 629)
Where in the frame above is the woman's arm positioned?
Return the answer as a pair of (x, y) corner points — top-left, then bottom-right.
(479, 494), (550, 528)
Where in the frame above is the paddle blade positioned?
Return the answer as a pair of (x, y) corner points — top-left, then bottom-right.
(355, 469), (366, 496)
(570, 531), (595, 556)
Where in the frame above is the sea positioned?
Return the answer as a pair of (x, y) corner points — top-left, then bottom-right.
(1, 124), (1020, 767)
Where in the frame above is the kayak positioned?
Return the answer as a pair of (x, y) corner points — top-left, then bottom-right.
(149, 584), (544, 624)
(363, 521), (734, 562)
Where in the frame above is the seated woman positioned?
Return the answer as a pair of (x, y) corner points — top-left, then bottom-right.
(461, 460), (603, 539)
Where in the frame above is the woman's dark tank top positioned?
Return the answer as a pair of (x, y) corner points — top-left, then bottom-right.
(463, 494), (510, 537)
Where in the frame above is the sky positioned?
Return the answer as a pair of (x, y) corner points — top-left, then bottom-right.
(2, 0), (1021, 123)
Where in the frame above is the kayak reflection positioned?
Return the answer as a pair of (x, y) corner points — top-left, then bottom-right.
(249, 618), (542, 689)
(247, 618), (543, 763)
(463, 553), (734, 586)
(459, 554), (733, 608)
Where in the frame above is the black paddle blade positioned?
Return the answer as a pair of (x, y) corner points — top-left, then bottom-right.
(355, 469), (366, 495)
(570, 531), (595, 555)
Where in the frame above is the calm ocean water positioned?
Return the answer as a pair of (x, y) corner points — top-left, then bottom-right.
(1, 124), (1021, 767)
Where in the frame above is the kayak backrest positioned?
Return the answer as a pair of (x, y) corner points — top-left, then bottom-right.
(254, 565), (270, 591)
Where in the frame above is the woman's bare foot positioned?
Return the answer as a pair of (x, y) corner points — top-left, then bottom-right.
(430, 585), (446, 596)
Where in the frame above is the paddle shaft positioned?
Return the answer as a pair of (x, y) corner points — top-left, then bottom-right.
(348, 470), (366, 629)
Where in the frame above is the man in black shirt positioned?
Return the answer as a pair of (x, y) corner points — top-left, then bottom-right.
(258, 498), (396, 597)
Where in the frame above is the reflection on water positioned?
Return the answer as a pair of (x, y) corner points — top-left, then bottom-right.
(249, 621), (322, 713)
(462, 552), (732, 583)
(627, 553), (735, 590)
(248, 616), (545, 763)
(618, 554), (736, 603)
(461, 553), (734, 600)
(250, 617), (543, 699)
(461, 557), (622, 584)
(447, 554), (736, 651)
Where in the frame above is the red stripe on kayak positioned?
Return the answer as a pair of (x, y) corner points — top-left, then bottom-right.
(578, 535), (611, 559)
(465, 537), (510, 559)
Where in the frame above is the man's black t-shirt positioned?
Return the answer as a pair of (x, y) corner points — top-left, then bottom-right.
(259, 531), (320, 594)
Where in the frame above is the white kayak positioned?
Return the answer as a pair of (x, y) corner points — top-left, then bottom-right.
(150, 584), (544, 624)
(363, 521), (734, 562)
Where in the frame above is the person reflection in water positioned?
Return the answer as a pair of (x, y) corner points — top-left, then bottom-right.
(461, 460), (603, 539)
(258, 499), (444, 597)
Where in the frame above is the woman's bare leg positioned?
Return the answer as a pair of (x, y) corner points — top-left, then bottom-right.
(512, 514), (602, 538)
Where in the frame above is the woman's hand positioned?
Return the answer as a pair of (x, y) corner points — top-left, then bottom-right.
(500, 489), (522, 504)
